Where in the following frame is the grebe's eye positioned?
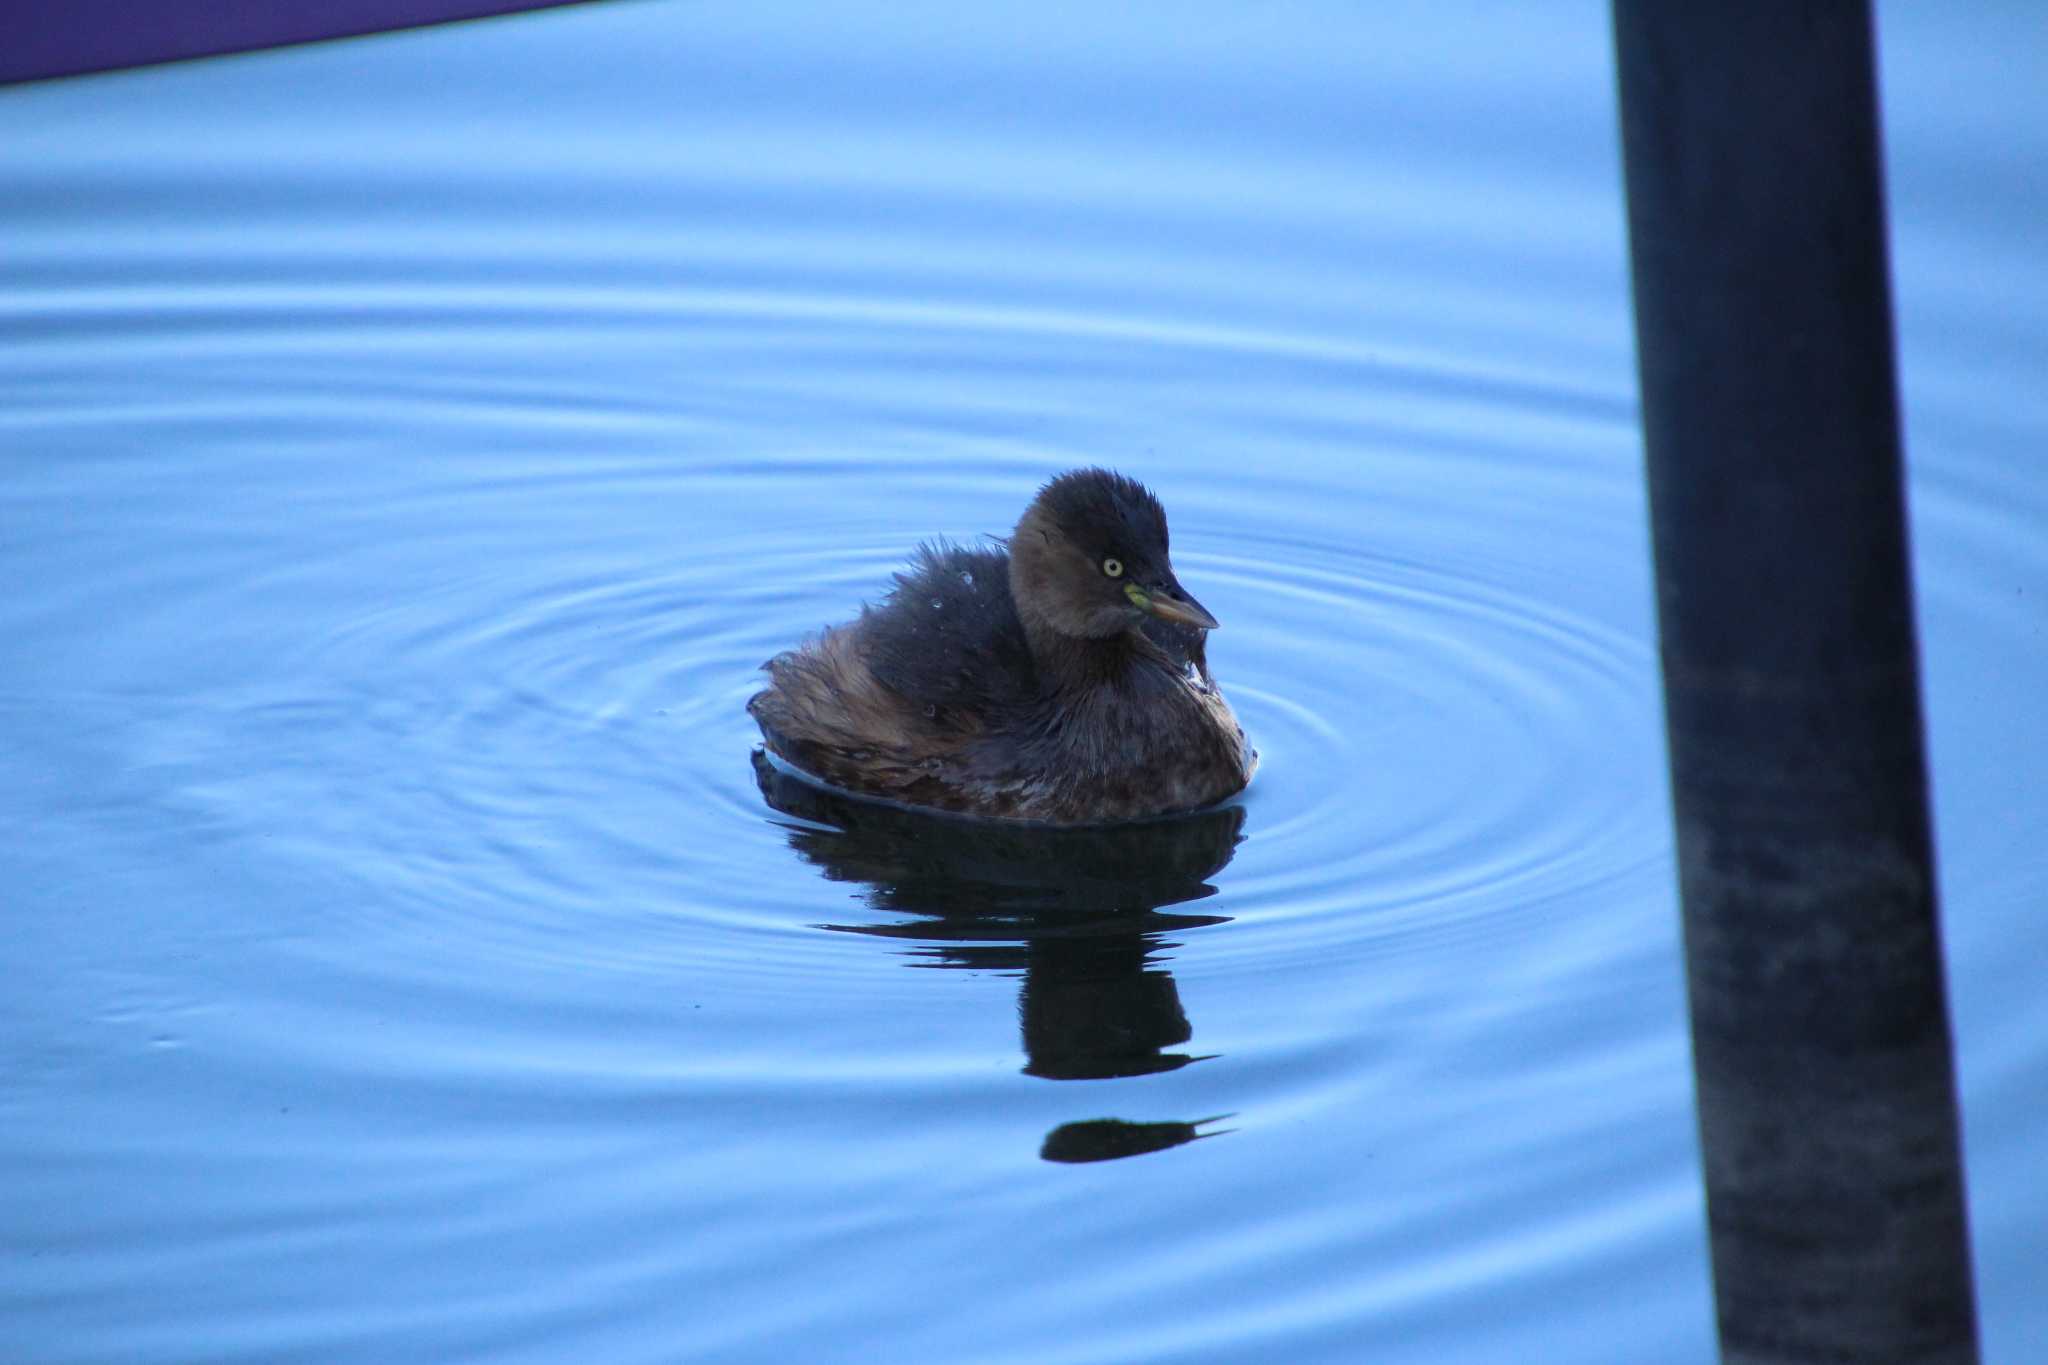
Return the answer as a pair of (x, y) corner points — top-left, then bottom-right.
(1102, 556), (1124, 578)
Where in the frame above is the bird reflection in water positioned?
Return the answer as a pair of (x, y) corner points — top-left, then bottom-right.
(752, 751), (1242, 1162)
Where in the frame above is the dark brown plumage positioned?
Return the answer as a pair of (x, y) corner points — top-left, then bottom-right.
(747, 468), (1256, 824)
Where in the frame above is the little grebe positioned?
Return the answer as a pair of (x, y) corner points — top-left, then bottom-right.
(748, 468), (1256, 824)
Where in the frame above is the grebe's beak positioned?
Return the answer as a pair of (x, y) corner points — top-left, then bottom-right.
(1125, 574), (1220, 630)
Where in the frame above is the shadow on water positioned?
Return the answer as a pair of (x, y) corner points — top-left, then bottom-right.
(752, 751), (1243, 1163)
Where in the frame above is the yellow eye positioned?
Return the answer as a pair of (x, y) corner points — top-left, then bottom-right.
(1102, 556), (1123, 578)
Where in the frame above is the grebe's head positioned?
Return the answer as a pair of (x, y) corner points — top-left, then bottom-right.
(1008, 468), (1219, 640)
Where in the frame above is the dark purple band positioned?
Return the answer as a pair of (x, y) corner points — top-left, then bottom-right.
(2, 0), (601, 85)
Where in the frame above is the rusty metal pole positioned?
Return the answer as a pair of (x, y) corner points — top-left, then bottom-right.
(1610, 5), (1979, 1362)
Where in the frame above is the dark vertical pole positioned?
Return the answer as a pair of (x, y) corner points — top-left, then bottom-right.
(1610, 6), (1979, 1364)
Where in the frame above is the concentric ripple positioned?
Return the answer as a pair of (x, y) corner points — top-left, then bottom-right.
(118, 441), (1666, 991)
(7, 273), (1671, 994)
(1188, 524), (1665, 970)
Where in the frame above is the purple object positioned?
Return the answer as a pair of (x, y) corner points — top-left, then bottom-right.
(1, 0), (600, 85)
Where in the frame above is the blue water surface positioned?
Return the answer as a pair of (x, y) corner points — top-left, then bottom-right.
(3, 3), (2043, 1362)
